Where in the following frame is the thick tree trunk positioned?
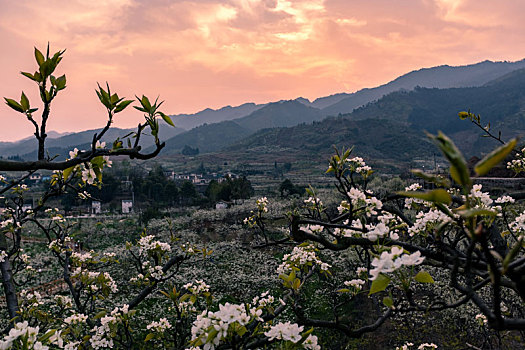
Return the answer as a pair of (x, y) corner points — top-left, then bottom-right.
(0, 232), (18, 322)
(0, 259), (19, 321)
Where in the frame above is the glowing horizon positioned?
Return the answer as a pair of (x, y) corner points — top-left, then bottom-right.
(1, 0), (524, 141)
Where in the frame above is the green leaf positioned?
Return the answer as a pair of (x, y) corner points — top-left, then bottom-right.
(429, 132), (471, 188)
(34, 47), (45, 67)
(369, 274), (390, 295)
(237, 326), (247, 336)
(110, 93), (120, 105)
(458, 111), (469, 120)
(4, 98), (24, 113)
(397, 189), (451, 205)
(455, 208), (497, 219)
(114, 100), (133, 113)
(140, 95), (152, 111)
(56, 74), (67, 90)
(20, 92), (29, 111)
(63, 166), (75, 181)
(206, 329), (219, 343)
(133, 105), (147, 112)
(474, 138), (517, 176)
(414, 270), (434, 283)
(382, 296), (394, 308)
(21, 71), (37, 82)
(292, 278), (301, 290)
(159, 112), (175, 127)
(144, 333), (155, 342)
(93, 311), (106, 319)
(91, 156), (104, 167)
(336, 288), (351, 293)
(38, 329), (56, 343)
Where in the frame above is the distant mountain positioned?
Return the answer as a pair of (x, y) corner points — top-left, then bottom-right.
(321, 59), (525, 117)
(311, 93), (350, 109)
(223, 118), (436, 171)
(235, 100), (323, 131)
(3, 124), (184, 160)
(345, 67), (525, 155)
(159, 121), (253, 155)
(165, 59), (525, 132)
(170, 103), (264, 130)
(223, 67), (525, 169)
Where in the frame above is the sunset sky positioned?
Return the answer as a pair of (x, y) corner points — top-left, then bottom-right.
(1, 0), (524, 141)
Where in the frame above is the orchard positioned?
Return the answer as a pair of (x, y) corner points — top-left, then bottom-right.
(0, 46), (524, 349)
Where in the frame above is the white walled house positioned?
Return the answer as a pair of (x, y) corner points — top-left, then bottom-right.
(122, 199), (133, 214)
(92, 201), (101, 214)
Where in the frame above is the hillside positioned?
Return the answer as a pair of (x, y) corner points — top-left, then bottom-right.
(159, 121), (253, 155)
(234, 100), (323, 131)
(222, 118), (435, 170)
(170, 102), (264, 130)
(220, 67), (525, 170)
(163, 59), (525, 130)
(158, 100), (324, 154)
(347, 68), (525, 155)
(321, 59), (525, 117)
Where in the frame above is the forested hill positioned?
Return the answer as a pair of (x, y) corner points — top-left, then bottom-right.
(222, 68), (525, 167)
(320, 59), (525, 116)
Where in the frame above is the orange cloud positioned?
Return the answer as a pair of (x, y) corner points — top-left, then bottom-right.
(0, 0), (524, 141)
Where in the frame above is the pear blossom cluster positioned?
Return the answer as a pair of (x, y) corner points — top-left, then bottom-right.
(190, 302), (256, 349)
(0, 250), (6, 263)
(467, 184), (493, 208)
(509, 210), (525, 236)
(339, 188), (383, 217)
(64, 313), (88, 325)
(264, 322), (320, 349)
(304, 196), (323, 208)
(142, 261), (165, 280)
(71, 268), (118, 294)
(19, 289), (44, 309)
(301, 225), (324, 234)
(344, 279), (366, 290)
(48, 237), (73, 253)
(370, 246), (425, 280)
(346, 156), (371, 176)
(183, 280), (210, 294)
(176, 280), (211, 314)
(276, 244), (330, 275)
(89, 305), (129, 349)
(252, 290), (275, 307)
(507, 148), (525, 174)
(408, 209), (453, 237)
(54, 295), (73, 309)
(0, 321), (50, 350)
(256, 197), (269, 212)
(1, 218), (20, 229)
(404, 183), (424, 209)
(146, 318), (171, 332)
(67, 141), (112, 186)
(71, 251), (95, 263)
(137, 235), (172, 257)
(495, 195), (515, 204)
(334, 215), (397, 241)
(243, 197), (269, 226)
(475, 313), (488, 326)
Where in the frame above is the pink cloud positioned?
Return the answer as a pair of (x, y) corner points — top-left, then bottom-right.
(0, 0), (523, 141)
